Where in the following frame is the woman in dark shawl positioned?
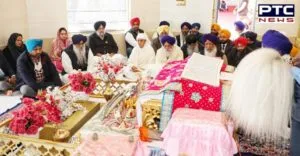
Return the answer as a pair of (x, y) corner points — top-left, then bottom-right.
(2, 33), (26, 73)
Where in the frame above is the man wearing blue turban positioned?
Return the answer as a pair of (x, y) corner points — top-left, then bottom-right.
(16, 39), (62, 97)
(156, 35), (183, 64)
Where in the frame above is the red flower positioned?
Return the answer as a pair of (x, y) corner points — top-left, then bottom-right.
(22, 98), (34, 106)
(26, 125), (39, 134)
(68, 72), (96, 94)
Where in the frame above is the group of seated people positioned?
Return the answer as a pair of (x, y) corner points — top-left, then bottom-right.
(0, 17), (294, 99)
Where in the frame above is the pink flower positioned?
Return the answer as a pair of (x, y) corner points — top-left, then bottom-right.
(22, 98), (35, 106)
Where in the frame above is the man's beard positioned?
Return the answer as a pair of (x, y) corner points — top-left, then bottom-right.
(74, 45), (87, 65)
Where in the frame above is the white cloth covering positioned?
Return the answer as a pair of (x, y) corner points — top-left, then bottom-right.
(128, 34), (156, 69)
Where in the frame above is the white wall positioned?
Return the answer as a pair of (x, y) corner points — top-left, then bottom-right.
(255, 0), (300, 38)
(160, 0), (214, 33)
(131, 0), (160, 32)
(0, 0), (28, 48)
(26, 0), (68, 38)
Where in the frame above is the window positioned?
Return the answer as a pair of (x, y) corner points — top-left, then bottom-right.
(67, 0), (130, 33)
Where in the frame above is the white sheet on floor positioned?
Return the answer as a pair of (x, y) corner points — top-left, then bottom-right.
(0, 95), (22, 115)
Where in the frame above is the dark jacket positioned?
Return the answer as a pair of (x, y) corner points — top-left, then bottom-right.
(247, 41), (262, 52)
(227, 47), (252, 67)
(0, 52), (15, 80)
(151, 37), (162, 53)
(88, 32), (118, 55)
(176, 35), (181, 47)
(2, 45), (26, 73)
(218, 40), (234, 57)
(16, 52), (62, 90)
(293, 80), (300, 122)
(181, 43), (204, 58)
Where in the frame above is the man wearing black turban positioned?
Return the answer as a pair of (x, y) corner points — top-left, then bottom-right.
(241, 31), (261, 52)
(88, 21), (119, 56)
(176, 22), (192, 47)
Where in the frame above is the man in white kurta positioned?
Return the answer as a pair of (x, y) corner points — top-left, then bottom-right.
(128, 33), (155, 69)
(156, 35), (184, 64)
(61, 34), (94, 83)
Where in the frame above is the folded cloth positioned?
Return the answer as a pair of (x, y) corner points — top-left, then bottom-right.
(162, 108), (237, 156)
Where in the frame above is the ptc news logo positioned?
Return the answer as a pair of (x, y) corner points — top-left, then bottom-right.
(258, 4), (295, 23)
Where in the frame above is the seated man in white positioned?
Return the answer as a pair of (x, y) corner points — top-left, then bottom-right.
(61, 34), (94, 82)
(128, 33), (155, 70)
(156, 35), (184, 64)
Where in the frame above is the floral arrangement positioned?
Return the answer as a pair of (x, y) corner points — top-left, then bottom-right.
(91, 55), (124, 82)
(9, 87), (88, 135)
(9, 96), (61, 135)
(68, 72), (97, 94)
(46, 87), (86, 120)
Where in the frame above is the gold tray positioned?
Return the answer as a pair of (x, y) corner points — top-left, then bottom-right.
(0, 101), (101, 156)
(39, 101), (100, 141)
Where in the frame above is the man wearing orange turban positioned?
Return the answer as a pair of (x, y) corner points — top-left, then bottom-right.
(125, 17), (145, 57)
(211, 23), (221, 36)
(227, 36), (252, 67)
(218, 29), (233, 56)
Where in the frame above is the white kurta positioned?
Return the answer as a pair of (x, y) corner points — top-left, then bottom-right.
(155, 45), (184, 64)
(128, 44), (155, 69)
(61, 48), (94, 74)
(125, 33), (151, 47)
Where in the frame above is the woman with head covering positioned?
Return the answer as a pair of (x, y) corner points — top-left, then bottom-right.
(181, 34), (204, 58)
(200, 34), (228, 64)
(152, 25), (170, 52)
(176, 22), (192, 47)
(0, 51), (16, 94)
(211, 23), (221, 36)
(50, 27), (72, 73)
(125, 17), (145, 57)
(88, 21), (119, 56)
(16, 39), (62, 97)
(156, 35), (183, 64)
(128, 33), (155, 69)
(218, 29), (233, 56)
(227, 36), (251, 67)
(2, 33), (26, 73)
(61, 34), (94, 75)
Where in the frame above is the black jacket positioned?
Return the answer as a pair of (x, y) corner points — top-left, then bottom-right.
(0, 52), (15, 80)
(247, 41), (262, 52)
(16, 52), (62, 90)
(218, 40), (234, 57)
(88, 32), (118, 55)
(227, 47), (252, 67)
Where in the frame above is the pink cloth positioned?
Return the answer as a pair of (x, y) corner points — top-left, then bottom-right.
(73, 134), (137, 156)
(146, 59), (188, 91)
(162, 108), (237, 156)
(173, 78), (222, 112)
(50, 30), (72, 73)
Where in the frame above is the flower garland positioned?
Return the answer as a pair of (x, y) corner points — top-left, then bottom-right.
(91, 55), (124, 81)
(68, 72), (97, 94)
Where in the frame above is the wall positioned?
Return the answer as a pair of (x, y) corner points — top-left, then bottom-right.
(255, 0), (300, 38)
(0, 0), (28, 48)
(160, 0), (215, 33)
(130, 0), (160, 32)
(26, 0), (68, 38)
